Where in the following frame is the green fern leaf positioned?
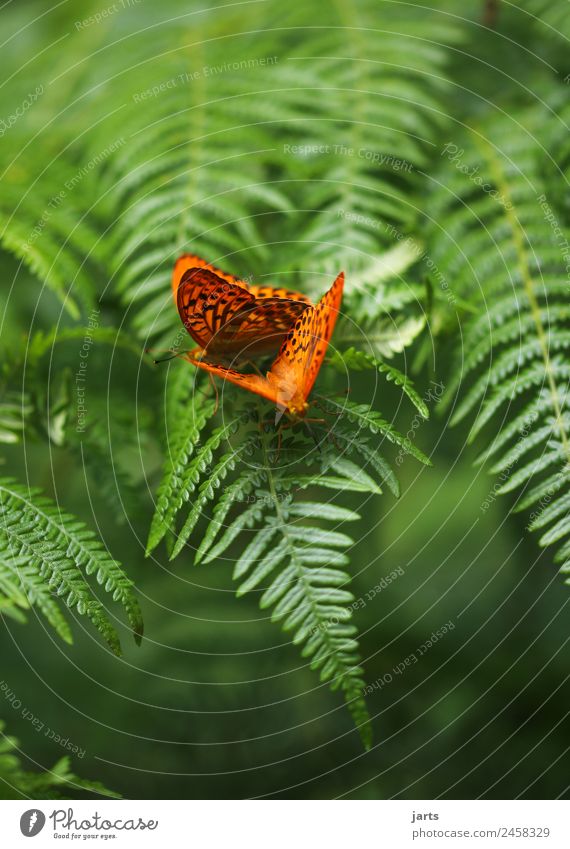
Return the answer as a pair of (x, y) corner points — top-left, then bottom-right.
(328, 347), (429, 418)
(0, 478), (142, 653)
(318, 396), (431, 465)
(427, 106), (570, 578)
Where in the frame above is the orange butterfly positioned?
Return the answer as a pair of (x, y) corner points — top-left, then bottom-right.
(173, 254), (313, 360)
(179, 267), (345, 418)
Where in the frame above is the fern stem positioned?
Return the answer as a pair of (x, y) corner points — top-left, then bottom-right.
(176, 35), (207, 251)
(259, 423), (327, 632)
(475, 132), (570, 464)
(257, 412), (370, 739)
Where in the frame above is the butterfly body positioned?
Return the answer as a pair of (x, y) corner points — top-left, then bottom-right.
(173, 254), (344, 417)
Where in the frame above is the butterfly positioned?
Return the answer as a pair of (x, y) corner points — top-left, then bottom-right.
(181, 270), (345, 418)
(173, 254), (313, 360)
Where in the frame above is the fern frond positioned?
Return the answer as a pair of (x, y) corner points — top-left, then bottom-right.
(146, 398), (248, 554)
(0, 151), (116, 317)
(0, 478), (142, 653)
(0, 391), (33, 445)
(318, 422), (401, 498)
(0, 721), (119, 800)
(317, 396), (432, 465)
(0, 1), (460, 346)
(170, 435), (257, 559)
(328, 347), (429, 418)
(195, 468), (264, 564)
(221, 427), (375, 747)
(145, 362), (429, 744)
(0, 555), (73, 644)
(426, 106), (570, 578)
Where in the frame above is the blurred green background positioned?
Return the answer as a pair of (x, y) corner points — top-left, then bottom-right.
(1, 0), (569, 799)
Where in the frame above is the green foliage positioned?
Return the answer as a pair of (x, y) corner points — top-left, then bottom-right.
(0, 392), (32, 445)
(328, 347), (430, 419)
(425, 105), (570, 580)
(146, 378), (430, 745)
(525, 0), (570, 42)
(1, 0), (570, 793)
(0, 721), (119, 800)
(0, 478), (143, 654)
(0, 0), (463, 350)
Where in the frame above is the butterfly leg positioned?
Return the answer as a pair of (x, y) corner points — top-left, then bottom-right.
(302, 420), (322, 454)
(262, 417), (294, 463)
(327, 429), (343, 451)
(307, 417), (342, 451)
(274, 418), (299, 462)
(312, 397), (344, 418)
(244, 359), (263, 376)
(193, 382), (212, 402)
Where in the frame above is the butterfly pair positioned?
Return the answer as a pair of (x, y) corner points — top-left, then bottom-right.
(172, 254), (344, 418)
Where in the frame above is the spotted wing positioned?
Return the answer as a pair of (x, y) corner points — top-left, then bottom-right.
(173, 254), (312, 303)
(224, 296), (311, 357)
(270, 271), (344, 400)
(177, 271), (311, 356)
(301, 271), (344, 397)
(248, 283), (312, 306)
(181, 271), (343, 410)
(172, 254), (247, 300)
(176, 268), (255, 350)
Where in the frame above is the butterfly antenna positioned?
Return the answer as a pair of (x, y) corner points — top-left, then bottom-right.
(146, 348), (191, 365)
(152, 353), (179, 365)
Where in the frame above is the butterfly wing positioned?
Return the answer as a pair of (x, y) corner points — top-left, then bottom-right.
(176, 267), (255, 351)
(172, 254), (247, 300)
(184, 349), (279, 405)
(182, 273), (344, 413)
(173, 254), (312, 305)
(267, 272), (344, 412)
(248, 282), (312, 306)
(174, 256), (312, 357)
(224, 296), (311, 357)
(301, 271), (344, 397)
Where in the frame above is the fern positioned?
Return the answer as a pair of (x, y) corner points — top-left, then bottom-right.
(525, 0), (570, 43)
(327, 347), (429, 419)
(4, 0), (569, 770)
(0, 0), (464, 343)
(0, 391), (32, 445)
(147, 369), (430, 744)
(0, 721), (118, 800)
(316, 396), (431, 466)
(147, 395), (223, 553)
(425, 105), (570, 580)
(0, 478), (143, 654)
